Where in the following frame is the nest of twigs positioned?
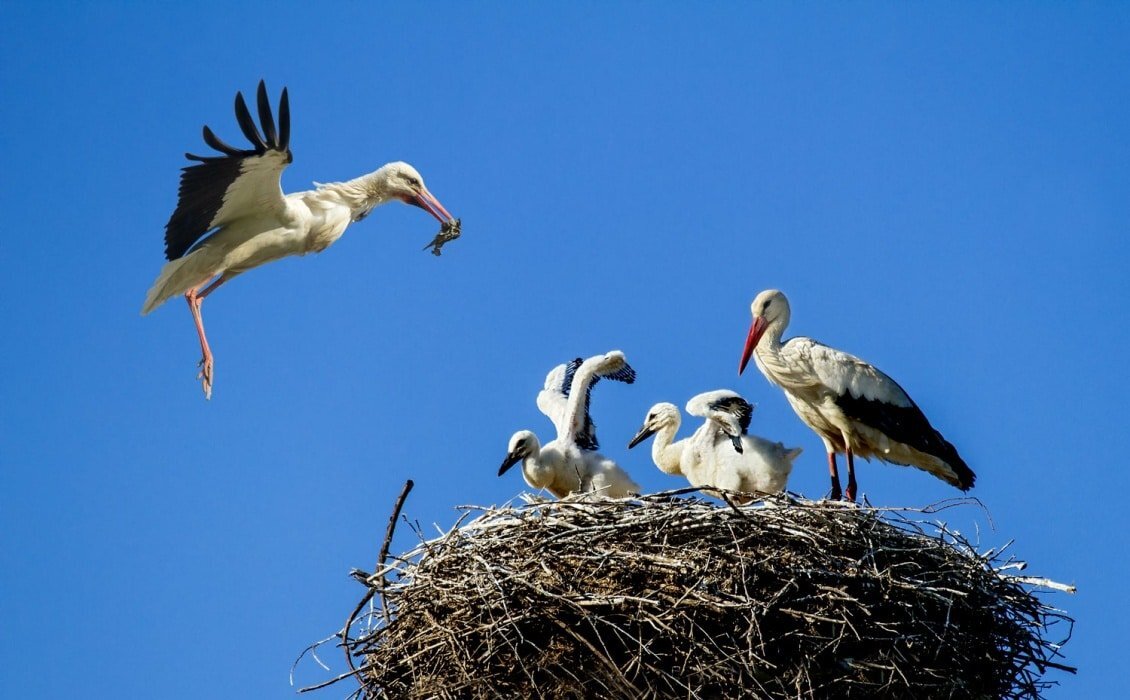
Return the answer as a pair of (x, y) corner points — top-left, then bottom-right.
(305, 486), (1074, 699)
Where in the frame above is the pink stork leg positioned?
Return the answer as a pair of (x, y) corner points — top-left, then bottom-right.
(844, 447), (858, 503)
(826, 451), (843, 501)
(183, 274), (230, 400)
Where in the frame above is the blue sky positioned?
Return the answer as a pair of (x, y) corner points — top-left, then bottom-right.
(1, 3), (1126, 697)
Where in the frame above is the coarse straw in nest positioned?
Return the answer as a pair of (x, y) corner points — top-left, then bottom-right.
(299, 484), (1075, 699)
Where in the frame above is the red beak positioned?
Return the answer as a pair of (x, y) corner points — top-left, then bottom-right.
(738, 316), (768, 375)
(413, 187), (454, 224)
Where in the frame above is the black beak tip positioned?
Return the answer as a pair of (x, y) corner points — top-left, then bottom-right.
(628, 427), (654, 449)
(499, 455), (520, 476)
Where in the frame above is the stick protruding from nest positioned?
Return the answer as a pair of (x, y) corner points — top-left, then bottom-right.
(303, 490), (1076, 699)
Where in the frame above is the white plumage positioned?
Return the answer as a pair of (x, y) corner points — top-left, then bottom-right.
(628, 389), (801, 499)
(142, 81), (455, 399)
(738, 289), (975, 501)
(500, 351), (641, 499)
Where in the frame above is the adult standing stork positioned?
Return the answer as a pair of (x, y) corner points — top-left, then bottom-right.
(500, 351), (641, 499)
(628, 389), (801, 498)
(141, 81), (457, 399)
(738, 289), (975, 501)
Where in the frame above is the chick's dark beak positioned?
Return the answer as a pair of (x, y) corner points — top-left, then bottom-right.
(628, 423), (657, 449)
(499, 451), (522, 476)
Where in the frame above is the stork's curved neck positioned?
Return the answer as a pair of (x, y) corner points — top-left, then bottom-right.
(314, 166), (398, 220)
(754, 315), (789, 365)
(650, 419), (684, 476)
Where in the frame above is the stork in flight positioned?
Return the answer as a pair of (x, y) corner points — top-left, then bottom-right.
(738, 289), (975, 501)
(500, 351), (641, 499)
(628, 389), (801, 499)
(141, 81), (456, 399)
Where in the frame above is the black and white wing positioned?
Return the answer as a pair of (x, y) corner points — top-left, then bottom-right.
(537, 359), (581, 437)
(560, 351), (636, 451)
(789, 338), (974, 489)
(163, 81), (294, 261)
(686, 389), (754, 453)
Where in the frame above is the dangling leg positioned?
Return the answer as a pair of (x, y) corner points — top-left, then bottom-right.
(184, 274), (230, 400)
(844, 446), (858, 503)
(826, 450), (842, 501)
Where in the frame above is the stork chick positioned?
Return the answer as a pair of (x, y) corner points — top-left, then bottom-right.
(499, 351), (640, 499)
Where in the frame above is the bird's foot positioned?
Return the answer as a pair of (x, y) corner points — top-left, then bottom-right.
(196, 357), (214, 400)
(828, 487), (842, 501)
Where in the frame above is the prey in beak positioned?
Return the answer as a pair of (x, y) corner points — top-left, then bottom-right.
(738, 316), (769, 375)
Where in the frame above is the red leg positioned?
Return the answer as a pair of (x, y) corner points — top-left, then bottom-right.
(183, 275), (229, 400)
(845, 447), (858, 503)
(826, 451), (842, 501)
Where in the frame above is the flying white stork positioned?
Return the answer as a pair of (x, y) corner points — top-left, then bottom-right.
(500, 351), (641, 499)
(628, 389), (801, 499)
(141, 81), (456, 399)
(738, 289), (975, 501)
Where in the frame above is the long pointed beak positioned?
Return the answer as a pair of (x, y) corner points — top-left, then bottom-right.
(413, 187), (454, 224)
(628, 424), (657, 449)
(739, 316), (768, 375)
(498, 451), (522, 476)
(729, 434), (744, 454)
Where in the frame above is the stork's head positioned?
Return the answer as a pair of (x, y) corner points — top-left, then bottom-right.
(380, 161), (454, 224)
(739, 289), (790, 375)
(628, 403), (680, 448)
(499, 430), (540, 476)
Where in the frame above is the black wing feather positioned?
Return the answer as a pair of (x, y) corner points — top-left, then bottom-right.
(277, 88), (291, 151)
(560, 357), (636, 452)
(836, 393), (976, 490)
(200, 125), (249, 158)
(233, 90), (267, 151)
(561, 359), (600, 451)
(256, 81), (277, 146)
(163, 83), (294, 261)
(709, 395), (753, 434)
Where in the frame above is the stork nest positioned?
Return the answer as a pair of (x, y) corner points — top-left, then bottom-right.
(301, 488), (1074, 699)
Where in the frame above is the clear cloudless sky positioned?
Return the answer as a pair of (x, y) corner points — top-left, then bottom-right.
(1, 2), (1126, 697)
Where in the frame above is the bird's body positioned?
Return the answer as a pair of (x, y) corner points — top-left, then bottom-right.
(629, 390), (801, 499)
(142, 82), (455, 398)
(501, 351), (640, 499)
(502, 432), (638, 499)
(738, 289), (975, 501)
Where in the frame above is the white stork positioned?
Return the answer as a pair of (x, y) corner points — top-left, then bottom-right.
(628, 389), (801, 499)
(141, 81), (457, 399)
(738, 289), (975, 501)
(500, 351), (641, 499)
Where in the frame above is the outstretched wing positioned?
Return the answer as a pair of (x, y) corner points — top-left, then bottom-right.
(163, 81), (294, 260)
(536, 360), (579, 436)
(562, 358), (601, 451)
(560, 351), (636, 450)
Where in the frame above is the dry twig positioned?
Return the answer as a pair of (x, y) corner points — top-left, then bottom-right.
(302, 489), (1075, 699)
